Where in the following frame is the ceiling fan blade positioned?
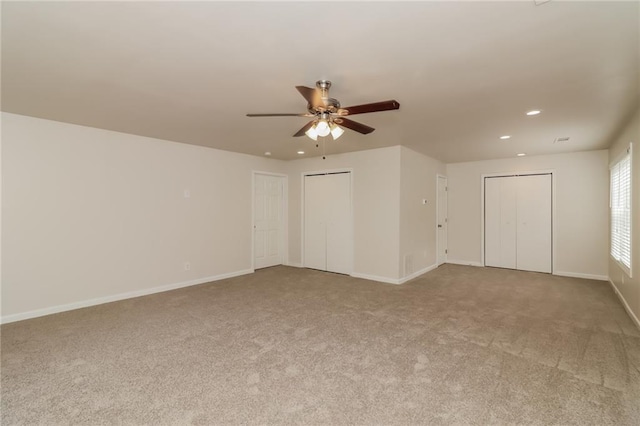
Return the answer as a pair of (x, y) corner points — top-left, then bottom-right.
(293, 121), (315, 137)
(295, 86), (323, 108)
(338, 100), (400, 116)
(334, 118), (375, 135)
(246, 113), (311, 117)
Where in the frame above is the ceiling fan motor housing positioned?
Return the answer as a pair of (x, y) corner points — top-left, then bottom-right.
(308, 98), (340, 115)
(307, 80), (340, 114)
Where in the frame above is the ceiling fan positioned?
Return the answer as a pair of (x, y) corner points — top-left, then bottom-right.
(246, 80), (400, 141)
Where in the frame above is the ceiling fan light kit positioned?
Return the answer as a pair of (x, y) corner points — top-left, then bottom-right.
(330, 122), (344, 139)
(247, 80), (400, 146)
(314, 116), (331, 137)
(305, 126), (318, 141)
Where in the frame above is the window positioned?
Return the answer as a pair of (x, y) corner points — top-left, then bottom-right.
(610, 143), (632, 277)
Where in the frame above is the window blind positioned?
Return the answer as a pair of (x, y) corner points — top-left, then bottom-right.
(610, 144), (632, 276)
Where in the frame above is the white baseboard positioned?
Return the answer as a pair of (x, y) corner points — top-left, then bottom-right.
(446, 260), (484, 267)
(554, 271), (609, 281)
(398, 264), (438, 284)
(351, 264), (438, 285)
(350, 272), (402, 285)
(609, 279), (640, 330)
(286, 262), (303, 268)
(0, 269), (254, 325)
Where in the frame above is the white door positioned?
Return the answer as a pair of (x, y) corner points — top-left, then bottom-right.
(485, 176), (517, 269)
(304, 172), (352, 274)
(254, 174), (284, 269)
(304, 175), (328, 271)
(325, 173), (352, 274)
(437, 176), (448, 266)
(516, 174), (552, 273)
(484, 174), (551, 273)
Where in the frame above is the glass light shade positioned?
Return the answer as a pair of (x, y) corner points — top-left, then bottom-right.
(330, 124), (344, 140)
(315, 120), (331, 137)
(305, 125), (318, 141)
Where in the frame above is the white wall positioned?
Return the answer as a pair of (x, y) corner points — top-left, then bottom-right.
(2, 117), (441, 321)
(446, 150), (610, 279)
(399, 146), (446, 279)
(608, 108), (640, 326)
(3, 111), (617, 323)
(1, 113), (284, 321)
(286, 146), (402, 282)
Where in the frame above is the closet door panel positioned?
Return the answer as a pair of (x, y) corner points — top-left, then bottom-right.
(485, 178), (501, 267)
(516, 174), (552, 273)
(499, 177), (518, 269)
(304, 175), (327, 270)
(325, 173), (352, 274)
(485, 177), (517, 269)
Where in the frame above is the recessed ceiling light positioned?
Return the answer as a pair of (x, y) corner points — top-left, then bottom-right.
(517, 153), (526, 157)
(499, 135), (511, 140)
(264, 151), (271, 156)
(526, 110), (541, 116)
(297, 151), (305, 155)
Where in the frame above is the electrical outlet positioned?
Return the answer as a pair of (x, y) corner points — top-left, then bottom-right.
(184, 262), (191, 271)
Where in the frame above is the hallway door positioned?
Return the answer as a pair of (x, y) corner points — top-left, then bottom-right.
(254, 174), (284, 269)
(437, 175), (448, 266)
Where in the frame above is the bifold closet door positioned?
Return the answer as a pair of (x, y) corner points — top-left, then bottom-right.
(304, 173), (352, 274)
(485, 177), (517, 269)
(304, 175), (328, 271)
(325, 173), (352, 274)
(516, 174), (552, 273)
(485, 174), (551, 273)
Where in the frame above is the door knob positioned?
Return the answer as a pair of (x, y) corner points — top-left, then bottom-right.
(438, 224), (443, 228)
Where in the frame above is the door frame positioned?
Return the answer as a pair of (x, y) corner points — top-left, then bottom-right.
(480, 169), (556, 273)
(436, 174), (448, 266)
(251, 171), (288, 271)
(301, 168), (354, 273)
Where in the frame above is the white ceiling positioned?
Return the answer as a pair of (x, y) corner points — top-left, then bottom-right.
(2, 1), (638, 162)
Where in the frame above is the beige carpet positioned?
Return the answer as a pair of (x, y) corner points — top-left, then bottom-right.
(2, 264), (639, 425)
